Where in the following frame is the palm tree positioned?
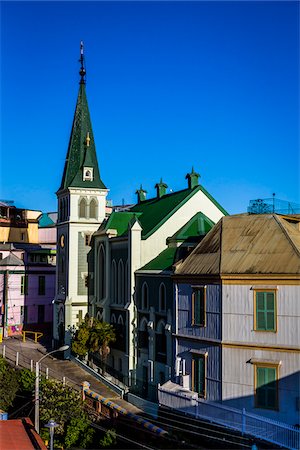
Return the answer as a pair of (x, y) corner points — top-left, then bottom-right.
(88, 320), (116, 372)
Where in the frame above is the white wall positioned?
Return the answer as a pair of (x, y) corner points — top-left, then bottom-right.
(141, 189), (224, 267)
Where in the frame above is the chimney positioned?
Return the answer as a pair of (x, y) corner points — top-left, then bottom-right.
(155, 178), (168, 198)
(186, 167), (200, 189)
(135, 185), (147, 203)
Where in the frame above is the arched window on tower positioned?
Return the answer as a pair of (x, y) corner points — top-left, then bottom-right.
(118, 260), (124, 304)
(79, 197), (87, 218)
(89, 198), (98, 219)
(99, 245), (106, 300)
(142, 282), (149, 310)
(159, 283), (166, 312)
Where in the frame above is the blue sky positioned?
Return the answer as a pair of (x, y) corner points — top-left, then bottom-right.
(1, 1), (299, 214)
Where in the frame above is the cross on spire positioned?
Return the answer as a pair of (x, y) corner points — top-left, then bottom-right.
(79, 40), (86, 84)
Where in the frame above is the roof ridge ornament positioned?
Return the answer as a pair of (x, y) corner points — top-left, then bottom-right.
(79, 40), (86, 84)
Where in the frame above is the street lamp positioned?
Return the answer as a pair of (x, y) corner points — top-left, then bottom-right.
(45, 419), (58, 450)
(35, 345), (69, 434)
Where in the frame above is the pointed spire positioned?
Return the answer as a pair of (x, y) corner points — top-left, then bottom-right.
(58, 43), (106, 191)
(79, 41), (86, 84)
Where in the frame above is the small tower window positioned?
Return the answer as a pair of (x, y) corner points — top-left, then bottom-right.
(89, 198), (98, 219)
(79, 197), (87, 218)
(83, 167), (93, 181)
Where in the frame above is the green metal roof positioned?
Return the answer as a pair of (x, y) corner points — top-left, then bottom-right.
(59, 83), (106, 191)
(171, 212), (216, 241)
(103, 185), (227, 239)
(140, 246), (178, 271)
(103, 212), (142, 237)
(130, 185), (228, 238)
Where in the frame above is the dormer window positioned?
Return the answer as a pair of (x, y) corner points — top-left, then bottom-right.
(83, 167), (93, 181)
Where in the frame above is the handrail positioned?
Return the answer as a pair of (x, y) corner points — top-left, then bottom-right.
(22, 331), (43, 343)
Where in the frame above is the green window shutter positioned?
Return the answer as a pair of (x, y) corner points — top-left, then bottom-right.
(193, 355), (205, 397)
(256, 291), (275, 331)
(256, 366), (277, 409)
(21, 276), (24, 295)
(38, 276), (45, 295)
(21, 275), (28, 295)
(193, 287), (205, 326)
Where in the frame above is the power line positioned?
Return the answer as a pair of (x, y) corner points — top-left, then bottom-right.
(91, 421), (157, 450)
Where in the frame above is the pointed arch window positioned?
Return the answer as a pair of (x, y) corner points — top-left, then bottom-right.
(111, 313), (117, 324)
(125, 260), (129, 304)
(111, 260), (117, 303)
(159, 283), (166, 312)
(139, 317), (149, 349)
(99, 245), (106, 300)
(89, 198), (98, 219)
(142, 282), (149, 310)
(156, 320), (166, 363)
(79, 197), (87, 218)
(118, 260), (124, 304)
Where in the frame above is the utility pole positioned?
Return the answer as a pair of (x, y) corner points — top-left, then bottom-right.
(3, 270), (8, 338)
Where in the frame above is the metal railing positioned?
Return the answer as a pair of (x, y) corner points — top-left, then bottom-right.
(0, 344), (80, 391)
(22, 331), (43, 343)
(158, 385), (300, 450)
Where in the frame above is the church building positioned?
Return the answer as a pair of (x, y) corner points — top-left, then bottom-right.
(53, 43), (108, 347)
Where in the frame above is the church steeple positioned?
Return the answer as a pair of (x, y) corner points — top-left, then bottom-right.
(59, 42), (106, 191)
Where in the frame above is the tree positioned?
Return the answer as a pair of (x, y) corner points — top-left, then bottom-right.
(99, 428), (117, 448)
(39, 378), (94, 449)
(88, 319), (116, 360)
(18, 368), (35, 393)
(0, 357), (19, 410)
(72, 317), (90, 358)
(72, 316), (116, 366)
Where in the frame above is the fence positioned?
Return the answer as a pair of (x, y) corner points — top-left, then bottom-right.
(158, 384), (300, 450)
(71, 355), (125, 398)
(0, 344), (80, 391)
(126, 393), (159, 419)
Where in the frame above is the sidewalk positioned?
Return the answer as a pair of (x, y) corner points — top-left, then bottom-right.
(0, 336), (141, 414)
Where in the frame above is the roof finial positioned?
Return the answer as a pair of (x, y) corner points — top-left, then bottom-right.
(79, 41), (86, 84)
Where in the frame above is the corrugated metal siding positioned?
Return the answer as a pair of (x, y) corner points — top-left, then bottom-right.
(222, 284), (300, 347)
(222, 346), (300, 425)
(178, 283), (221, 340)
(177, 339), (221, 401)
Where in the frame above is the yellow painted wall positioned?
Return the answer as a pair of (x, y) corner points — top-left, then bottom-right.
(0, 210), (41, 243)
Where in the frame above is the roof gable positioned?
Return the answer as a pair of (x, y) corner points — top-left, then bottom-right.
(0, 253), (24, 266)
(130, 186), (205, 238)
(176, 214), (300, 276)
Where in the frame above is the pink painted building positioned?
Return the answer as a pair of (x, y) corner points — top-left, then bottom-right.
(0, 211), (57, 339)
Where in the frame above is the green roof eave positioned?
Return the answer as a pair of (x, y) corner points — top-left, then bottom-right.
(140, 246), (178, 271)
(29, 249), (56, 254)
